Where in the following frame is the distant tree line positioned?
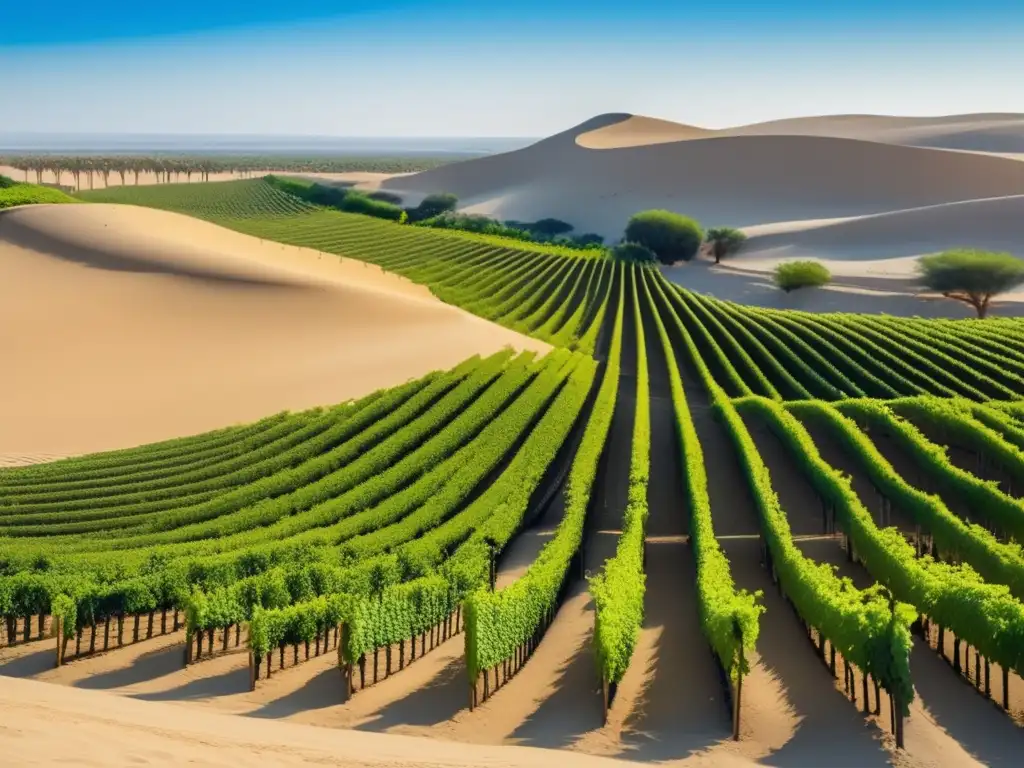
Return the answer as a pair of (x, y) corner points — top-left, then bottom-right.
(0, 155), (456, 191)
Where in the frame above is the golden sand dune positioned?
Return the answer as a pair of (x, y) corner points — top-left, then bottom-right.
(0, 204), (547, 459)
(577, 112), (1024, 153)
(386, 114), (1024, 237)
(378, 112), (1024, 315)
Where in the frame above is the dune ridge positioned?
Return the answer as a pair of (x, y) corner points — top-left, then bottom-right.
(0, 203), (548, 459)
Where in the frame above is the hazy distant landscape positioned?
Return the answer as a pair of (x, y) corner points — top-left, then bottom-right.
(0, 133), (535, 156)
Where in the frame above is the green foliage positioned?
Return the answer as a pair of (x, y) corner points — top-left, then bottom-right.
(611, 241), (657, 264)
(408, 192), (459, 222)
(0, 183), (78, 209)
(773, 261), (832, 292)
(0, 174), (20, 188)
(644, 271), (763, 676)
(917, 249), (1024, 318)
(624, 210), (704, 264)
(705, 226), (748, 264)
(78, 178), (314, 219)
(724, 397), (917, 711)
(590, 266), (651, 684)
(526, 218), (574, 236)
(465, 267), (623, 680)
(367, 190), (404, 206)
(415, 212), (604, 253)
(263, 175), (405, 222)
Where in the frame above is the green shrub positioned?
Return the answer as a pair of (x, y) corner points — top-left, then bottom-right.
(0, 184), (77, 209)
(338, 192), (406, 222)
(0, 174), (20, 189)
(407, 192), (458, 222)
(415, 212), (603, 252)
(367, 190), (403, 206)
(624, 210), (703, 264)
(773, 261), (832, 292)
(530, 218), (574, 236)
(705, 226), (748, 264)
(917, 249), (1024, 318)
(572, 233), (604, 247)
(612, 241), (657, 264)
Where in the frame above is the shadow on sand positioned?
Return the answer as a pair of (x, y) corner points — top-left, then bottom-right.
(354, 655), (469, 733)
(72, 643), (185, 690)
(249, 665), (348, 719)
(909, 640), (1022, 767)
(508, 595), (603, 750)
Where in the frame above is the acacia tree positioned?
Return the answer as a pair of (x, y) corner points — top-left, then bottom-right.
(705, 226), (748, 264)
(917, 249), (1024, 318)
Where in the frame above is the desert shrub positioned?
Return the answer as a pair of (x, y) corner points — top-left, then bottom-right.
(530, 218), (574, 236)
(0, 174), (20, 188)
(624, 210), (703, 264)
(338, 192), (406, 222)
(367, 190), (403, 206)
(917, 248), (1024, 318)
(612, 241), (658, 264)
(773, 261), (831, 292)
(407, 192), (459, 222)
(705, 226), (748, 263)
(415, 212), (603, 252)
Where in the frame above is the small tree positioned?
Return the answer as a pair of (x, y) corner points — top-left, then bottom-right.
(530, 218), (574, 237)
(409, 192), (458, 222)
(624, 210), (703, 265)
(773, 261), (831, 293)
(917, 249), (1024, 319)
(612, 241), (658, 264)
(705, 227), (748, 264)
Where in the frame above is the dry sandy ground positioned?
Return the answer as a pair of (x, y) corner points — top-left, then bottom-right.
(382, 112), (1024, 316)
(0, 203), (547, 460)
(0, 676), (677, 768)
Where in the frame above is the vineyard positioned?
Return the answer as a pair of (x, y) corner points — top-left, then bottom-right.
(3, 177), (1023, 764)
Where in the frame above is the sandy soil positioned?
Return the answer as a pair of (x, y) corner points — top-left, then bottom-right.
(0, 203), (547, 459)
(0, 676), (669, 768)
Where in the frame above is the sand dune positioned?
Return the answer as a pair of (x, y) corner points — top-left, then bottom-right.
(0, 203), (547, 459)
(387, 115), (1024, 236)
(380, 112), (1024, 315)
(577, 112), (1024, 154)
(739, 195), (1024, 273)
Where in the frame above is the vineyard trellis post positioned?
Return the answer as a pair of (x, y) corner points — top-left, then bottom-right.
(731, 618), (744, 741)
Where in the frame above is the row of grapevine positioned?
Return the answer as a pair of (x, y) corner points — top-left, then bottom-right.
(247, 352), (598, 684)
(463, 261), (625, 697)
(788, 400), (1024, 601)
(642, 271), (763, 686)
(738, 397), (1024, 682)
(589, 265), (651, 701)
(835, 400), (1024, 545)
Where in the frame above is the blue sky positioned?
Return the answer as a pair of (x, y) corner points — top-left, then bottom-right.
(3, 1), (1023, 136)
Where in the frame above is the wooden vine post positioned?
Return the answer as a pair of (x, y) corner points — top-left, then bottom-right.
(732, 619), (744, 741)
(54, 616), (63, 668)
(248, 649), (256, 691)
